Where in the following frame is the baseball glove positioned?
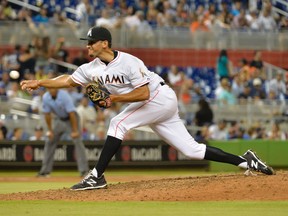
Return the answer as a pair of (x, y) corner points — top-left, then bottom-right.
(85, 82), (111, 108)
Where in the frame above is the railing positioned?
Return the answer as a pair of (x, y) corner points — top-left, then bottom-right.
(1, 96), (287, 139)
(273, 0), (288, 17)
(1, 21), (288, 50)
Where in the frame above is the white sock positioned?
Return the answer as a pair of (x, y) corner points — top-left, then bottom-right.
(238, 161), (248, 169)
(91, 168), (98, 177)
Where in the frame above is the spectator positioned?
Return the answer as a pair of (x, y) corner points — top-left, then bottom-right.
(215, 77), (230, 98)
(266, 122), (286, 140)
(231, 9), (249, 30)
(231, 74), (244, 97)
(124, 9), (154, 44)
(250, 121), (267, 139)
(284, 73), (288, 100)
(32, 6), (49, 24)
(167, 65), (186, 98)
(265, 90), (282, 107)
(95, 8), (121, 29)
(94, 122), (107, 140)
(237, 58), (251, 82)
(146, 0), (158, 28)
(194, 98), (214, 137)
(194, 98), (214, 128)
(0, 0), (17, 20)
(268, 71), (286, 100)
(35, 65), (48, 80)
(67, 87), (84, 106)
(72, 50), (89, 67)
(156, 0), (177, 28)
(190, 14), (210, 32)
(179, 78), (203, 105)
(32, 36), (52, 72)
(30, 87), (46, 114)
(250, 50), (264, 74)
(18, 44), (36, 81)
(278, 15), (288, 31)
(0, 129), (4, 140)
(9, 127), (29, 140)
(238, 82), (253, 104)
(6, 82), (31, 100)
(174, 2), (190, 28)
(250, 77), (266, 101)
(208, 120), (228, 140)
(76, 0), (93, 25)
(76, 96), (98, 140)
(0, 83), (7, 99)
(214, 11), (231, 30)
(194, 125), (210, 144)
(29, 126), (45, 141)
(231, 0), (242, 16)
(51, 37), (69, 74)
(2, 44), (21, 73)
(216, 49), (232, 80)
(257, 8), (277, 31)
(246, 10), (260, 31)
(0, 121), (8, 140)
(51, 8), (67, 26)
(217, 79), (237, 106)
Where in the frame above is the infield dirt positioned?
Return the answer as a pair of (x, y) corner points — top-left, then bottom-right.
(0, 170), (287, 201)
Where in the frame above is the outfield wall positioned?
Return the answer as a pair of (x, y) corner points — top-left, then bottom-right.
(209, 140), (288, 172)
(0, 140), (286, 170)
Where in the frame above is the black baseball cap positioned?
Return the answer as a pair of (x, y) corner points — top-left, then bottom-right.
(80, 26), (112, 43)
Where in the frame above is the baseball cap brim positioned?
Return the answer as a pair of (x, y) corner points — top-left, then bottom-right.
(79, 37), (94, 41)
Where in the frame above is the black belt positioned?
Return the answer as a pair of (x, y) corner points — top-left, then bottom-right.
(160, 82), (165, 86)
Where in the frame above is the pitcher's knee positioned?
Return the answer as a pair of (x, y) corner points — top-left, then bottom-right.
(107, 117), (128, 140)
(181, 143), (206, 160)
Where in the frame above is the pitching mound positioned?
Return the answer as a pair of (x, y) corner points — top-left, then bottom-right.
(0, 170), (287, 201)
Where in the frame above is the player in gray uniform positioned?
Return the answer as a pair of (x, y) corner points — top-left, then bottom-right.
(21, 27), (274, 190)
(38, 88), (89, 177)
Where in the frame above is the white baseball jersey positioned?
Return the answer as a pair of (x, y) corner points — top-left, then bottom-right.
(71, 50), (206, 160)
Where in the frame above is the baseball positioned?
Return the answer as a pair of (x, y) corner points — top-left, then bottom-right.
(9, 70), (20, 79)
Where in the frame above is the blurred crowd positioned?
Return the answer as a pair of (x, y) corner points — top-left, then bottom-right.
(0, 0), (287, 34)
(161, 49), (288, 142)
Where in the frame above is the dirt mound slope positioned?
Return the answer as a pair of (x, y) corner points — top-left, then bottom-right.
(1, 171), (287, 201)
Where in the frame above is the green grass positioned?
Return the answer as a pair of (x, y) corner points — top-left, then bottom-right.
(1, 169), (287, 216)
(1, 201), (287, 216)
(0, 182), (73, 194)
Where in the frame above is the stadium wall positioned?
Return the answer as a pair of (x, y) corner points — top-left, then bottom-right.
(70, 48), (288, 69)
(209, 140), (288, 172)
(0, 46), (287, 69)
(0, 140), (287, 170)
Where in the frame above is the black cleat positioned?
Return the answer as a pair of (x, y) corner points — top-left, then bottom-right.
(242, 149), (275, 175)
(70, 171), (107, 191)
(36, 172), (50, 178)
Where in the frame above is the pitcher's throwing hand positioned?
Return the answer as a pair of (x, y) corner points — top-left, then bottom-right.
(20, 80), (40, 91)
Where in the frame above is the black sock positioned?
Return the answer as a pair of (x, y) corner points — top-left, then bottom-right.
(95, 136), (122, 176)
(204, 146), (246, 166)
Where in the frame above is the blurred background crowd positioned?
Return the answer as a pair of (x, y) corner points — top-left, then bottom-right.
(0, 0), (287, 32)
(0, 0), (288, 142)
